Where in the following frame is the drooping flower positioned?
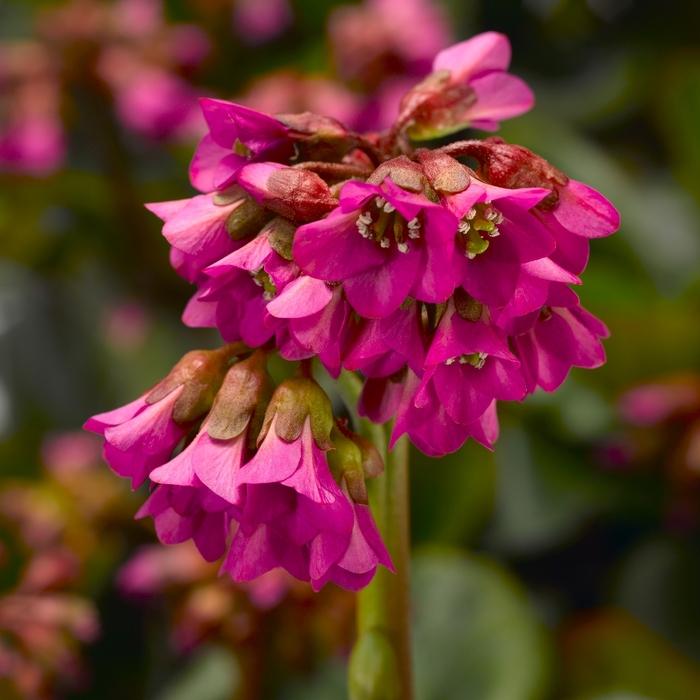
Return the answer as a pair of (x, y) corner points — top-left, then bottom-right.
(141, 351), (269, 561)
(84, 345), (241, 488)
(223, 378), (392, 591)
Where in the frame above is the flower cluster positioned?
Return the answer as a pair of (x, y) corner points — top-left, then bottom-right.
(85, 348), (392, 591)
(87, 32), (618, 590)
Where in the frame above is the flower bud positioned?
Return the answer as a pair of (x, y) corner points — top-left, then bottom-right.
(146, 343), (246, 424)
(262, 216), (296, 261)
(257, 377), (334, 449)
(397, 69), (478, 141)
(328, 428), (368, 504)
(277, 111), (359, 161)
(213, 186), (272, 239)
(206, 350), (270, 441)
(348, 629), (400, 700)
(466, 137), (568, 208)
(237, 162), (337, 222)
(366, 155), (425, 193)
(416, 149), (470, 194)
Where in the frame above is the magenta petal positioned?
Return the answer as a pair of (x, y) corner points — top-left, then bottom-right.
(235, 423), (303, 487)
(206, 233), (272, 276)
(149, 442), (199, 487)
(84, 395), (147, 433)
(193, 432), (246, 506)
(344, 248), (420, 319)
(224, 524), (280, 581)
(293, 209), (386, 280)
(189, 134), (232, 192)
(467, 72), (534, 124)
(193, 513), (228, 562)
(552, 180), (620, 238)
(267, 276), (333, 318)
(433, 32), (511, 81)
(199, 98), (288, 150)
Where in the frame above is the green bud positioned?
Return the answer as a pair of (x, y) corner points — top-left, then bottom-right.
(328, 428), (368, 504)
(206, 350), (270, 441)
(146, 343), (246, 425)
(225, 197), (271, 240)
(263, 217), (296, 261)
(348, 630), (400, 700)
(258, 377), (334, 449)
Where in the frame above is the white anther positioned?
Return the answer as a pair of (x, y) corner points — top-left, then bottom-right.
(379, 238), (390, 248)
(459, 356), (468, 364)
(357, 212), (373, 226)
(494, 212), (504, 224)
(466, 251), (476, 259)
(397, 242), (409, 254)
(445, 357), (457, 365)
(475, 352), (488, 369)
(383, 201), (396, 213)
(407, 217), (420, 230)
(486, 209), (498, 221)
(466, 207), (477, 220)
(458, 221), (471, 234)
(488, 228), (501, 238)
(375, 196), (386, 208)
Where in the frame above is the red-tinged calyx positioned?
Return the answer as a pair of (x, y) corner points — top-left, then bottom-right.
(395, 70), (478, 141)
(206, 350), (271, 442)
(327, 424), (384, 505)
(441, 137), (569, 208)
(276, 112), (365, 162)
(416, 149), (470, 195)
(146, 343), (248, 424)
(258, 377), (334, 449)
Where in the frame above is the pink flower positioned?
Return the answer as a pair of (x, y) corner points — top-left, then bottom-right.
(431, 32), (534, 131)
(84, 346), (239, 487)
(269, 280), (351, 377)
(190, 99), (291, 193)
(233, 0), (292, 45)
(513, 302), (609, 393)
(136, 484), (232, 562)
(223, 379), (392, 591)
(418, 303), (526, 424)
(619, 377), (700, 427)
(83, 390), (187, 489)
(145, 193), (245, 282)
(329, 0), (450, 85)
(294, 172), (458, 318)
(186, 222), (298, 345)
(242, 71), (362, 129)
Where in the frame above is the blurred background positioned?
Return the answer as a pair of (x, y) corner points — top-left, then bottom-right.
(1, 0), (699, 698)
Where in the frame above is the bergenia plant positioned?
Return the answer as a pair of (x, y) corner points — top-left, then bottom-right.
(85, 32), (619, 698)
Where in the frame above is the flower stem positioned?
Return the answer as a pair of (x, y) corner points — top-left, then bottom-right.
(337, 372), (413, 700)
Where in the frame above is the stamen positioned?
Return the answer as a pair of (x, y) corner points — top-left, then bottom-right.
(466, 207), (477, 220)
(379, 238), (390, 248)
(375, 196), (386, 208)
(397, 242), (409, 254)
(383, 201), (396, 213)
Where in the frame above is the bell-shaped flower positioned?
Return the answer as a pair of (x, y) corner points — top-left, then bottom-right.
(294, 165), (458, 318)
(190, 99), (291, 192)
(84, 346), (241, 488)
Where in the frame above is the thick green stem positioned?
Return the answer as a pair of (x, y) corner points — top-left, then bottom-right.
(337, 372), (413, 700)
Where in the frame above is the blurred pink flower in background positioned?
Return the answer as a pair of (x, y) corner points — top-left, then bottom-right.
(0, 43), (65, 175)
(243, 71), (362, 129)
(233, 0), (293, 45)
(101, 301), (151, 352)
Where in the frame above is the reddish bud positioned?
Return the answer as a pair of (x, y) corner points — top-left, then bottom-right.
(238, 163), (337, 222)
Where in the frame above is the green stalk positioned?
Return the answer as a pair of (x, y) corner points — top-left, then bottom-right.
(337, 372), (413, 700)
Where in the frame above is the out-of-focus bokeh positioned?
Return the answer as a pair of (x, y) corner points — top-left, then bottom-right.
(1, 1), (699, 698)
